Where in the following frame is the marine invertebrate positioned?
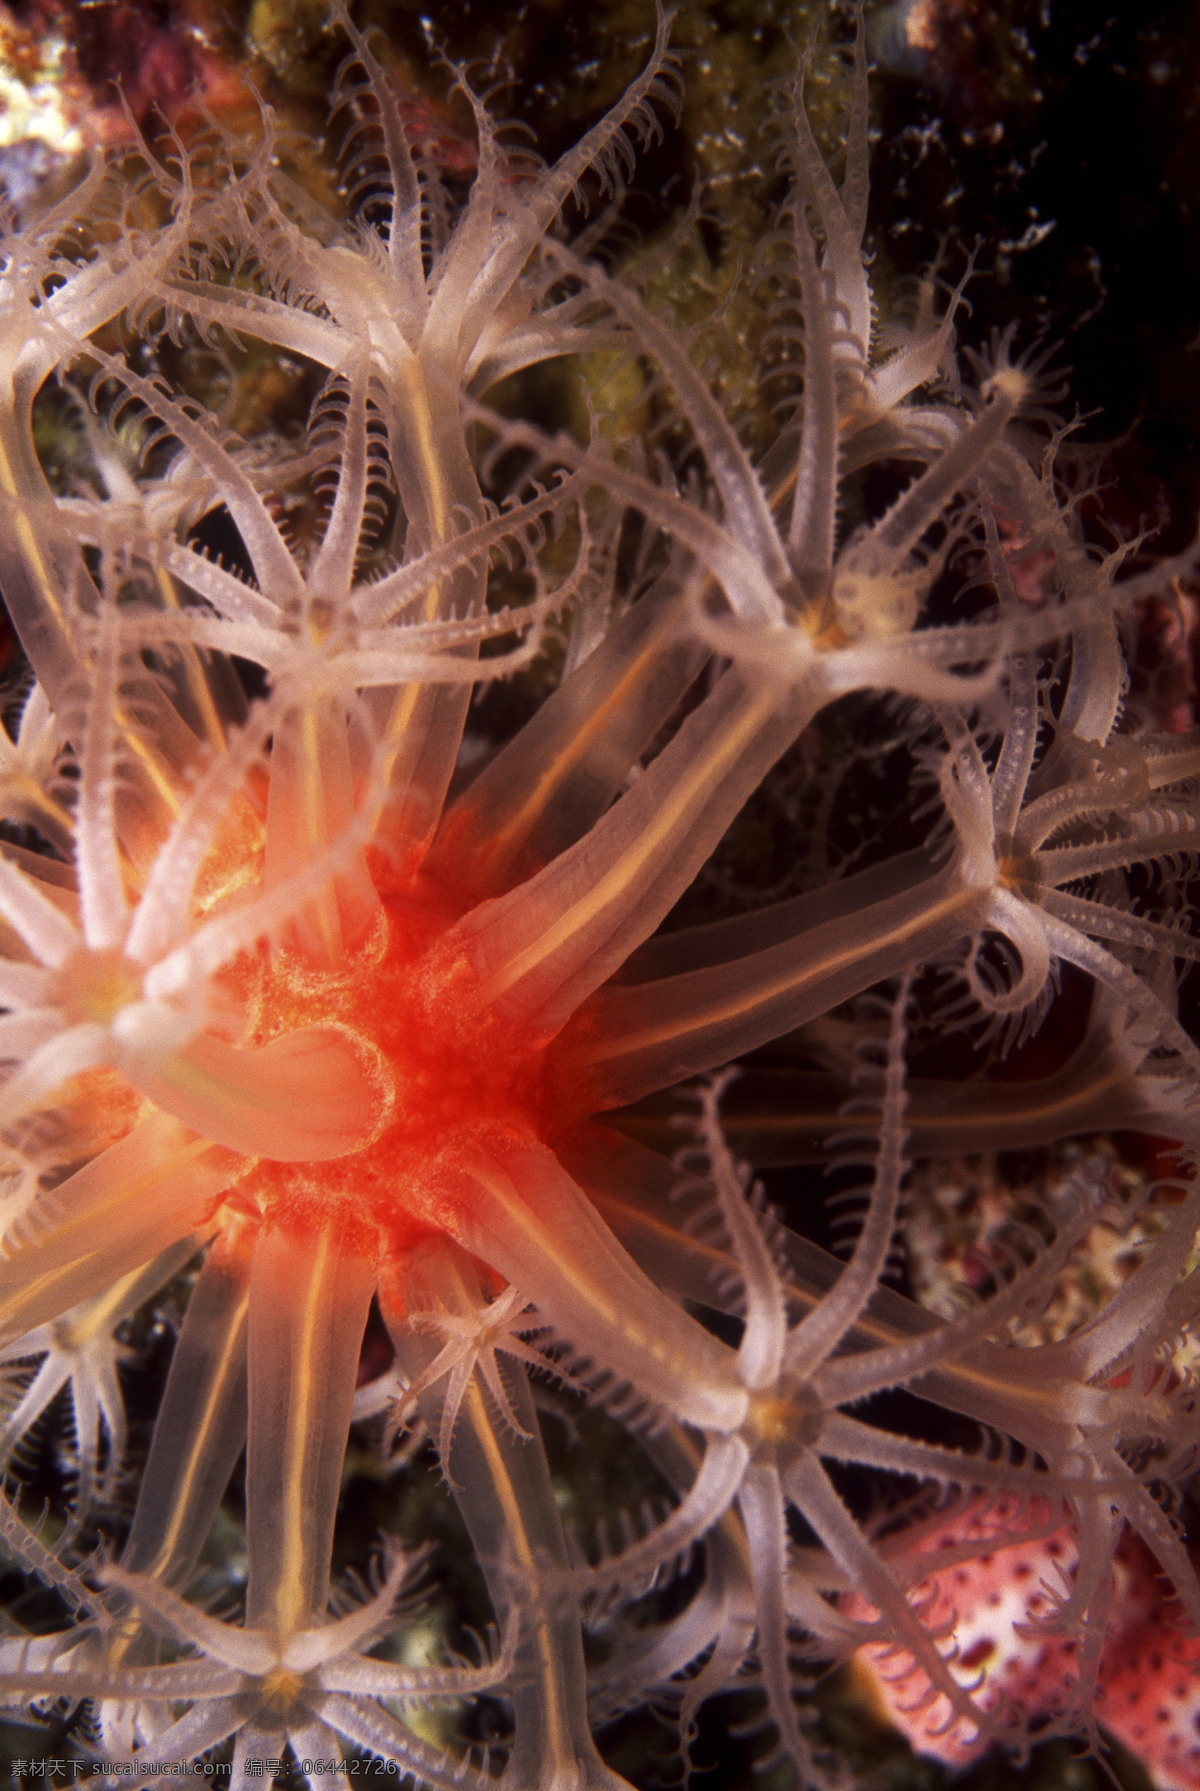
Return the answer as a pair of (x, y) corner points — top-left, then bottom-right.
(847, 1493), (1085, 1764)
(852, 1506), (1200, 1791)
(0, 4), (1196, 1789)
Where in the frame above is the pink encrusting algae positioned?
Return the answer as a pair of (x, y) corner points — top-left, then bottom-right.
(0, 3), (1197, 1787)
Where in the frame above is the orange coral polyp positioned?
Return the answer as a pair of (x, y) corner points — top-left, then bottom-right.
(221, 852), (590, 1251)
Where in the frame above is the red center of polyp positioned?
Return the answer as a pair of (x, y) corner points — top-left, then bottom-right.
(215, 847), (594, 1253)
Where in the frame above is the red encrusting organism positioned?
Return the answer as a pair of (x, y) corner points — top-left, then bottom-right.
(852, 1505), (1200, 1791)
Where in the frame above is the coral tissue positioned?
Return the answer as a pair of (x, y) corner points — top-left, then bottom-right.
(0, 3), (1197, 1787)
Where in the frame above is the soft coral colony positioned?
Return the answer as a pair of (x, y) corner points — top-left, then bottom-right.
(0, 0), (1198, 1785)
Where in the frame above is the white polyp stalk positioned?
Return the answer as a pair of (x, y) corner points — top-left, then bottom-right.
(126, 1025), (386, 1163)
(454, 1141), (748, 1434)
(245, 1221), (375, 1638)
(433, 574), (706, 896)
(383, 1238), (628, 1791)
(264, 699), (381, 966)
(584, 864), (975, 1107)
(460, 666), (808, 1035)
(0, 1220), (226, 1367)
(121, 1229), (251, 1586)
(0, 1112), (225, 1284)
(361, 358), (485, 867)
(371, 676), (474, 869)
(0, 1114), (236, 1342)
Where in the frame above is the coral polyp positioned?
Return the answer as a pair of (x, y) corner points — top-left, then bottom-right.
(0, 4), (1198, 1789)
